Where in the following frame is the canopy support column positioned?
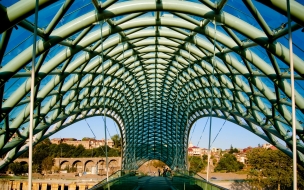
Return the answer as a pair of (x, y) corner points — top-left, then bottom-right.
(207, 19), (217, 182)
(29, 0), (39, 189)
(287, 0), (297, 189)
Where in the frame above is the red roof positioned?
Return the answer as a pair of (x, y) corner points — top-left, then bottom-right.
(268, 145), (277, 150)
(192, 146), (199, 148)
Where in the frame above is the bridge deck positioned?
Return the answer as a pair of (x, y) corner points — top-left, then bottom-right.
(138, 177), (173, 190)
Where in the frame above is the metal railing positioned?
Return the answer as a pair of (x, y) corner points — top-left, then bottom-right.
(171, 171), (229, 190)
(89, 169), (228, 190)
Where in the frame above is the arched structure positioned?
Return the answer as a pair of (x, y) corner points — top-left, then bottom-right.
(72, 160), (83, 173)
(60, 161), (70, 171)
(0, 0), (303, 169)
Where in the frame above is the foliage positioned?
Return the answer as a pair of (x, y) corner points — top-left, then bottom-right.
(246, 148), (304, 190)
(214, 153), (243, 172)
(8, 162), (28, 175)
(111, 134), (121, 149)
(188, 156), (206, 174)
(228, 145), (239, 154)
(0, 164), (8, 174)
(41, 156), (54, 173)
(151, 160), (166, 168)
(202, 154), (208, 161)
(82, 137), (94, 141)
(212, 158), (217, 165)
(33, 164), (41, 173)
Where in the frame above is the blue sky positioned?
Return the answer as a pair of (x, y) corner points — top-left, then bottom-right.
(188, 117), (267, 150)
(50, 116), (267, 150)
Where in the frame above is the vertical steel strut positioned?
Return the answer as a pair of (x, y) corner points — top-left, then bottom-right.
(29, 0), (39, 189)
(287, 0), (297, 189)
(207, 19), (217, 182)
(99, 20), (109, 182)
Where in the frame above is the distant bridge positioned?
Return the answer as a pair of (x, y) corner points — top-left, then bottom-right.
(15, 157), (121, 174)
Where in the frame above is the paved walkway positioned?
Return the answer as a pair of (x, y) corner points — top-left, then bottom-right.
(138, 177), (172, 190)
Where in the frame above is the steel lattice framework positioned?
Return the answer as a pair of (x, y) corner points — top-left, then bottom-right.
(0, 0), (304, 169)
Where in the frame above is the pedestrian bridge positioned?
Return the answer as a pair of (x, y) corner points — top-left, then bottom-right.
(90, 170), (227, 190)
(0, 0), (303, 189)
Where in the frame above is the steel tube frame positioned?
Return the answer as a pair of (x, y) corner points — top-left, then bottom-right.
(243, 0), (273, 38)
(1, 31), (302, 163)
(257, 0), (304, 27)
(0, 21), (303, 115)
(3, 25), (302, 133)
(1, 39), (302, 137)
(0, 0), (55, 33)
(1, 0), (304, 86)
(0, 0), (303, 171)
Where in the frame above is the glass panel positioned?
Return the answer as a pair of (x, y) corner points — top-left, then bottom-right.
(26, 1), (64, 28)
(58, 1), (94, 28)
(4, 78), (26, 100)
(0, 0), (19, 7)
(2, 28), (33, 67)
(254, 1), (288, 30)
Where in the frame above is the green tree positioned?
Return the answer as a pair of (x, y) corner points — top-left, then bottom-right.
(188, 156), (206, 174)
(111, 134), (121, 149)
(82, 137), (95, 141)
(22, 163), (28, 174)
(41, 156), (54, 174)
(228, 145), (239, 154)
(107, 146), (121, 156)
(73, 145), (86, 157)
(214, 153), (243, 172)
(33, 164), (41, 173)
(202, 154), (208, 161)
(246, 148), (304, 190)
(212, 158), (217, 165)
(8, 162), (27, 175)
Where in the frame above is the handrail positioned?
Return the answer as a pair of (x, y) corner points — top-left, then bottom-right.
(172, 172), (229, 190)
(89, 170), (228, 190)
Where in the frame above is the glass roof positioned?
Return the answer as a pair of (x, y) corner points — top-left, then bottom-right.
(0, 0), (304, 169)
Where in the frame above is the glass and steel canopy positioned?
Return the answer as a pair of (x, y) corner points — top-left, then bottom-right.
(0, 0), (303, 169)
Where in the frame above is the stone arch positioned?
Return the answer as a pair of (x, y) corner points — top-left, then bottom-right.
(108, 159), (119, 174)
(60, 161), (70, 171)
(72, 160), (83, 173)
(97, 159), (106, 175)
(84, 160), (95, 173)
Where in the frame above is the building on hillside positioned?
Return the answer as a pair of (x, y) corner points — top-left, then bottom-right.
(262, 143), (277, 150)
(51, 138), (77, 144)
(95, 139), (115, 148)
(200, 148), (208, 155)
(188, 146), (201, 156)
(187, 146), (224, 157)
(236, 153), (247, 164)
(211, 147), (222, 153)
(51, 138), (63, 144)
(50, 138), (114, 149)
(242, 146), (252, 153)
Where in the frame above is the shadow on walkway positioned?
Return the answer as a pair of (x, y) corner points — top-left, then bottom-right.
(138, 177), (172, 190)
